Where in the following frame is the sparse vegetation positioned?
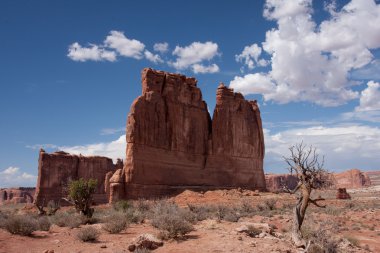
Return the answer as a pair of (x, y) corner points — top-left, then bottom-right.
(102, 213), (128, 233)
(346, 236), (359, 247)
(246, 225), (262, 237)
(151, 200), (193, 239)
(65, 178), (97, 218)
(76, 226), (100, 242)
(37, 216), (51, 231)
(113, 200), (130, 212)
(4, 215), (39, 236)
(50, 212), (83, 228)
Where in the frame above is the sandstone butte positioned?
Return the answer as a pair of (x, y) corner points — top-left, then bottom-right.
(265, 168), (372, 192)
(110, 68), (266, 200)
(34, 150), (123, 205)
(33, 68), (266, 204)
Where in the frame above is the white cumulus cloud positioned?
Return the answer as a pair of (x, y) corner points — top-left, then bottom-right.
(355, 81), (380, 112)
(231, 0), (380, 107)
(104, 31), (145, 59)
(58, 135), (126, 162)
(264, 124), (380, 173)
(235, 43), (268, 70)
(192, 63), (219, 74)
(0, 167), (37, 187)
(153, 42), (169, 53)
(67, 42), (117, 62)
(170, 41), (220, 73)
(144, 50), (164, 64)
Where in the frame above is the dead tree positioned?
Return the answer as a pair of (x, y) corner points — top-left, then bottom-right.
(36, 199), (60, 216)
(283, 142), (328, 249)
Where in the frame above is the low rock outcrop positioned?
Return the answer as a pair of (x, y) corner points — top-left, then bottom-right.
(0, 187), (35, 204)
(34, 149), (121, 205)
(336, 188), (351, 199)
(111, 68), (266, 200)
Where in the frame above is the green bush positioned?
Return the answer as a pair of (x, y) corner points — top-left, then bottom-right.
(76, 226), (99, 242)
(67, 178), (97, 217)
(4, 215), (39, 236)
(113, 200), (130, 212)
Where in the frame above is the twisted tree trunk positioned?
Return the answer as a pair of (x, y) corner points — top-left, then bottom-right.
(291, 185), (311, 248)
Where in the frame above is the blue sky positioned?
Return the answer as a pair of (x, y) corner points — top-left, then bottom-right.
(1, 0), (380, 187)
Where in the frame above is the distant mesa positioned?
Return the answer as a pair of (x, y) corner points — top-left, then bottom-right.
(265, 168), (373, 192)
(0, 187), (35, 205)
(33, 68), (266, 204)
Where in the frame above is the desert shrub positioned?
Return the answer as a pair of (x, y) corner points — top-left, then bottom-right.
(223, 211), (240, 222)
(125, 208), (145, 224)
(4, 215), (39, 236)
(151, 200), (193, 239)
(0, 211), (9, 228)
(302, 225), (338, 253)
(67, 178), (97, 218)
(264, 199), (277, 210)
(51, 212), (82, 228)
(187, 204), (213, 221)
(46, 200), (60, 215)
(102, 213), (128, 234)
(346, 236), (359, 247)
(239, 200), (256, 216)
(76, 226), (99, 242)
(113, 200), (130, 212)
(135, 199), (151, 213)
(246, 225), (262, 237)
(37, 216), (51, 231)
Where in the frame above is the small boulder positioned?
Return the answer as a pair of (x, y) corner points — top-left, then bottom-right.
(128, 233), (163, 252)
(336, 188), (351, 199)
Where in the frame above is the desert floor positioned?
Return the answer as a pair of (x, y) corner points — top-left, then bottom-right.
(0, 186), (379, 253)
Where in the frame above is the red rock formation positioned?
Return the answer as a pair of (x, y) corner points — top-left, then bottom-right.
(113, 68), (266, 200)
(265, 174), (298, 192)
(0, 187), (35, 204)
(336, 188), (351, 199)
(334, 169), (371, 189)
(365, 171), (380, 186)
(34, 149), (119, 205)
(266, 169), (372, 192)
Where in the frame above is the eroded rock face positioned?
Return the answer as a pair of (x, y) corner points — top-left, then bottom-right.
(334, 169), (371, 189)
(265, 174), (298, 192)
(34, 149), (118, 205)
(120, 68), (266, 199)
(336, 188), (351, 199)
(0, 187), (35, 204)
(266, 169), (372, 192)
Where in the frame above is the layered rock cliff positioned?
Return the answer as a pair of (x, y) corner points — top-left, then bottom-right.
(34, 149), (121, 205)
(112, 68), (266, 199)
(334, 169), (371, 189)
(0, 187), (35, 204)
(265, 169), (372, 192)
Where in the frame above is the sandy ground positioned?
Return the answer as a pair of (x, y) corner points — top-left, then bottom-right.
(0, 187), (379, 253)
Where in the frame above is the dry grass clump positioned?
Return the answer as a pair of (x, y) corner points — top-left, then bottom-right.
(50, 212), (82, 228)
(37, 216), (51, 231)
(345, 236), (359, 247)
(4, 215), (39, 236)
(151, 200), (193, 239)
(102, 213), (128, 234)
(246, 225), (262, 237)
(76, 226), (99, 242)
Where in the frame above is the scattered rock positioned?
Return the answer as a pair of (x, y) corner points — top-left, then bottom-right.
(128, 233), (163, 252)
